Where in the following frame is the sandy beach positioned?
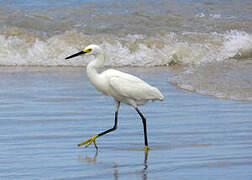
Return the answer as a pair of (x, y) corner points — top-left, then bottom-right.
(0, 67), (251, 179)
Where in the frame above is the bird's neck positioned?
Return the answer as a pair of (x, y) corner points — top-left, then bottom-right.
(86, 54), (105, 83)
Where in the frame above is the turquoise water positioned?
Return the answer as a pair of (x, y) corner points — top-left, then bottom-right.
(0, 67), (251, 179)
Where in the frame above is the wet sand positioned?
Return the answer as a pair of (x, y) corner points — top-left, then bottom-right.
(0, 67), (252, 180)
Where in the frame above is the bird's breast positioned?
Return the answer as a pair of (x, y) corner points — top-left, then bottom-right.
(89, 76), (110, 96)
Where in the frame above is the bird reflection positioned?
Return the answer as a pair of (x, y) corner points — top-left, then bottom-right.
(78, 150), (98, 164)
(78, 150), (149, 180)
(113, 151), (149, 180)
(143, 151), (148, 180)
(113, 164), (119, 180)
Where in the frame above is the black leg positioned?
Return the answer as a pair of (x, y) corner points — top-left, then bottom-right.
(135, 107), (148, 147)
(98, 111), (118, 137)
(78, 102), (120, 148)
(97, 102), (120, 137)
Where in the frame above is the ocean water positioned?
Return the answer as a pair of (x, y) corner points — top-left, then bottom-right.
(0, 0), (251, 101)
(0, 67), (251, 180)
(0, 0), (252, 179)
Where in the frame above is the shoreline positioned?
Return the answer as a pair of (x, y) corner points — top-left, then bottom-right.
(0, 65), (251, 102)
(0, 66), (251, 179)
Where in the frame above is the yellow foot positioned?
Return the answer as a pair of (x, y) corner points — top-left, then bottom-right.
(143, 145), (150, 152)
(78, 135), (99, 149)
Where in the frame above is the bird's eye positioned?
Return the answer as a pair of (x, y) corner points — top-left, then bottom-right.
(84, 49), (92, 53)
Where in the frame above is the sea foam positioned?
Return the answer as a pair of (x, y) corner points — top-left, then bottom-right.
(0, 29), (251, 67)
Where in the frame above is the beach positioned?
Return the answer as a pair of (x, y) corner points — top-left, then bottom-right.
(0, 67), (251, 179)
(0, 0), (252, 179)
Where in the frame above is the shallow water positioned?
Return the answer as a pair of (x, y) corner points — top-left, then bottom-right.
(0, 67), (251, 179)
(0, 0), (252, 178)
(0, 0), (252, 101)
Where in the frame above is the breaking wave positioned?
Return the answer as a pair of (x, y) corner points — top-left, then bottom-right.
(0, 0), (252, 102)
(0, 28), (251, 67)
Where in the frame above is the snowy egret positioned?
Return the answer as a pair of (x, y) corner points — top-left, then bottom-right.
(65, 44), (163, 151)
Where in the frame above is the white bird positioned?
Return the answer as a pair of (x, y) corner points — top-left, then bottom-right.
(65, 44), (163, 151)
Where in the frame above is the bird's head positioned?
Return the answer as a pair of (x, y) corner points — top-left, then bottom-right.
(65, 44), (103, 60)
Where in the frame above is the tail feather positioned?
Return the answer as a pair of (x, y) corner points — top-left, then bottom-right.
(152, 87), (164, 101)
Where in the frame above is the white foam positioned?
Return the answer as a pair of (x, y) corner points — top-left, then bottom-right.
(196, 13), (221, 19)
(0, 30), (251, 67)
(221, 30), (252, 59)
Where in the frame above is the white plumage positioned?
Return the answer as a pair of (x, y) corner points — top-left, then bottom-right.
(65, 44), (163, 151)
(94, 69), (163, 107)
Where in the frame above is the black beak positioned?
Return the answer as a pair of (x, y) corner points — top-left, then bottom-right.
(65, 51), (86, 60)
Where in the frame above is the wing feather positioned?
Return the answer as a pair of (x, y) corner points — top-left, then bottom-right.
(108, 72), (163, 101)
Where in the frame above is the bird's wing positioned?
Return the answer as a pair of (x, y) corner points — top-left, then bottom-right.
(108, 73), (163, 101)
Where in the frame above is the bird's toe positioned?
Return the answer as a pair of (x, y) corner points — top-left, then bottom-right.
(78, 135), (98, 148)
